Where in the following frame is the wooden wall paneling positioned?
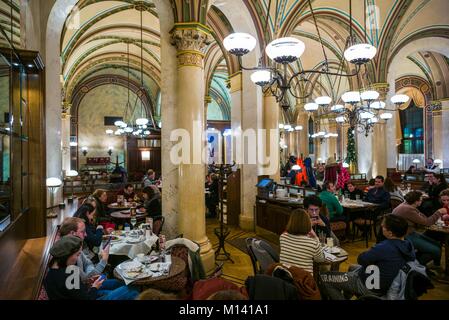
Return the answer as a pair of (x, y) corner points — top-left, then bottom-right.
(26, 70), (46, 238)
(225, 169), (240, 226)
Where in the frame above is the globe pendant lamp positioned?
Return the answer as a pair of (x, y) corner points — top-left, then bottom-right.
(223, 33), (257, 56)
(266, 37), (305, 64)
(342, 91), (361, 104)
(315, 96), (332, 106)
(344, 43), (377, 65)
(251, 70), (271, 86)
(391, 94), (409, 105)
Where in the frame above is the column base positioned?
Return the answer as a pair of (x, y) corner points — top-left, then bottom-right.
(239, 215), (255, 231)
(197, 236), (216, 274)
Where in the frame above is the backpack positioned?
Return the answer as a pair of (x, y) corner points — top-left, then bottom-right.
(385, 260), (433, 300)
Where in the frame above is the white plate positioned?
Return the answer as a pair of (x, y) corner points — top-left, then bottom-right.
(126, 237), (144, 244)
(123, 270), (152, 280)
(119, 260), (143, 272)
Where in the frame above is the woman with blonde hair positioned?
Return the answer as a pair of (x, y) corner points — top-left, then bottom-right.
(279, 209), (325, 275)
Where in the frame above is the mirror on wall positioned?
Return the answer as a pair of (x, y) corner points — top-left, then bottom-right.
(0, 51), (11, 232)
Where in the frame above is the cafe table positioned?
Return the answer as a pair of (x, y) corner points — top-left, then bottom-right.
(108, 202), (141, 210)
(104, 232), (158, 259)
(314, 246), (349, 272)
(110, 209), (148, 220)
(113, 256), (186, 291)
(427, 224), (449, 280)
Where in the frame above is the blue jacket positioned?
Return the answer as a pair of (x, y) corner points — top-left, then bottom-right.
(364, 187), (391, 210)
(85, 223), (103, 250)
(358, 239), (416, 295)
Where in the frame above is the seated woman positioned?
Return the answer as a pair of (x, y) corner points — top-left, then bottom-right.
(140, 185), (162, 218)
(74, 204), (113, 252)
(92, 189), (112, 225)
(384, 177), (405, 202)
(44, 236), (139, 300)
(406, 165), (416, 174)
(392, 191), (445, 271)
(279, 209), (325, 275)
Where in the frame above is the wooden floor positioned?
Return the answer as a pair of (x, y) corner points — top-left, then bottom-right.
(206, 218), (449, 300)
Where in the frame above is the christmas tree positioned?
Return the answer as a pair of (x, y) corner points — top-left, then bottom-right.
(345, 127), (357, 166)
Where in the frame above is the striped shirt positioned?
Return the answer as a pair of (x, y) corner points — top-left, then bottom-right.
(279, 233), (325, 275)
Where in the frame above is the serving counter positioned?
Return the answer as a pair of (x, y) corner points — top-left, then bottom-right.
(255, 196), (304, 243)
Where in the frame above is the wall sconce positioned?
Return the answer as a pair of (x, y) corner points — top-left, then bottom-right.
(81, 146), (88, 156)
(141, 150), (150, 161)
(108, 146), (113, 156)
(66, 170), (78, 202)
(46, 177), (62, 218)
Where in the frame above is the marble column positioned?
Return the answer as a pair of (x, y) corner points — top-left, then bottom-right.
(154, 0), (179, 241)
(386, 79), (398, 169)
(171, 25), (214, 272)
(371, 83), (389, 178)
(61, 112), (71, 173)
(263, 94), (280, 180)
(296, 108), (309, 158)
(437, 100), (449, 168)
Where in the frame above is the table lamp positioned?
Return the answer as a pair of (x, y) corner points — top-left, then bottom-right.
(46, 177), (62, 218)
(434, 159), (443, 168)
(412, 159), (420, 169)
(66, 170), (78, 202)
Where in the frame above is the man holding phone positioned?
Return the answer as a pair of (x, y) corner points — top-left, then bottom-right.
(304, 195), (340, 247)
(59, 218), (123, 291)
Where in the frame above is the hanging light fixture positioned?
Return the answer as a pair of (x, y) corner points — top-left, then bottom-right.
(223, 0), (373, 112)
(112, 4), (157, 138)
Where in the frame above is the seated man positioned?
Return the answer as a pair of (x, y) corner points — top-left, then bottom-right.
(392, 191), (445, 272)
(117, 183), (136, 202)
(346, 181), (365, 200)
(320, 214), (416, 299)
(319, 181), (344, 222)
(364, 175), (390, 210)
(60, 217), (112, 282)
(303, 195), (340, 246)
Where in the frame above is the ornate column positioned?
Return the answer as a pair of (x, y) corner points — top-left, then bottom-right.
(171, 24), (215, 272)
(432, 99), (446, 167)
(371, 83), (389, 177)
(61, 110), (72, 173)
(263, 94), (280, 180)
(441, 100), (449, 168)
(296, 107), (309, 158)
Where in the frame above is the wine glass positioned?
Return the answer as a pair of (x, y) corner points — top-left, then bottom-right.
(130, 217), (137, 229)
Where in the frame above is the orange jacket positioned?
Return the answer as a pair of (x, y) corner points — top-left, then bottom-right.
(295, 158), (308, 186)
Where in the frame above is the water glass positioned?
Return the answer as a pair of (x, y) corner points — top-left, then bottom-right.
(130, 217), (137, 229)
(355, 194), (360, 202)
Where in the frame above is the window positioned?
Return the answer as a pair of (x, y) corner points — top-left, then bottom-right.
(399, 101), (423, 154)
(104, 116), (123, 126)
(308, 117), (314, 154)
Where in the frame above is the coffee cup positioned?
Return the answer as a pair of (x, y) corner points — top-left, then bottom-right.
(136, 253), (145, 262)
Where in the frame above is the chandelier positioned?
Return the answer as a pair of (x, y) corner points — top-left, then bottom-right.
(223, 0), (409, 136)
(107, 5), (156, 138)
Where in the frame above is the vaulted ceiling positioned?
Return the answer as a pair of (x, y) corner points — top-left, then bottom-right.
(57, 0), (449, 121)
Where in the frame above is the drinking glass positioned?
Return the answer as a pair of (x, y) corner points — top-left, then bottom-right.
(130, 217), (137, 229)
(355, 194), (360, 202)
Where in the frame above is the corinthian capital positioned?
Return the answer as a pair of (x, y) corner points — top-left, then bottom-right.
(170, 24), (212, 53)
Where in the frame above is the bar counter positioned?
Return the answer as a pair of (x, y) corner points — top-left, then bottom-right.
(255, 196), (304, 243)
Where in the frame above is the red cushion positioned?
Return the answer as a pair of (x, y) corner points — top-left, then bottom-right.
(191, 278), (247, 300)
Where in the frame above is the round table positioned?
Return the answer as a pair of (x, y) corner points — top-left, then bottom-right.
(110, 210), (147, 220)
(113, 256), (186, 289)
(314, 247), (349, 272)
(108, 202), (141, 210)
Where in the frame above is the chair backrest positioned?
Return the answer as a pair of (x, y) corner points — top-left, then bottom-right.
(390, 198), (403, 210)
(153, 216), (165, 236)
(245, 238), (279, 274)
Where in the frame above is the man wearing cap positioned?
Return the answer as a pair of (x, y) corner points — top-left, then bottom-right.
(59, 217), (110, 282)
(45, 235), (139, 300)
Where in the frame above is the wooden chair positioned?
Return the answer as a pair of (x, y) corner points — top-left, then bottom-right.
(152, 216), (165, 236)
(390, 198), (403, 210)
(352, 208), (377, 248)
